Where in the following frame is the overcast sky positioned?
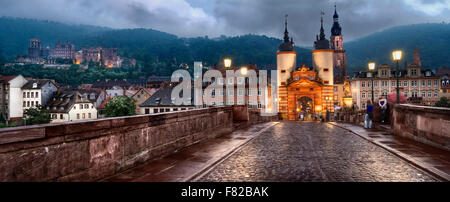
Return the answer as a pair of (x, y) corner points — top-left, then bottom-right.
(1, 0), (449, 46)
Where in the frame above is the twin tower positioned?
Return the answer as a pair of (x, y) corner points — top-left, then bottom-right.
(277, 6), (347, 87)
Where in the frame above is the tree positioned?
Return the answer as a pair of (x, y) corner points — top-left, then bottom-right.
(104, 96), (137, 117)
(24, 106), (51, 125)
(435, 97), (450, 108)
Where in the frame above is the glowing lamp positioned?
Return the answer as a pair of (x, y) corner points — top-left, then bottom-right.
(224, 58), (232, 68)
(315, 106), (322, 111)
(392, 50), (402, 61)
(240, 66), (248, 75)
(368, 62), (376, 71)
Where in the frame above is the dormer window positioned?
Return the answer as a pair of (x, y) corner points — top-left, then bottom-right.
(32, 83), (38, 88)
(425, 71), (431, 77)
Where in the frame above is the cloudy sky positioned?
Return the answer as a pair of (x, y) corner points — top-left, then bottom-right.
(1, 0), (449, 46)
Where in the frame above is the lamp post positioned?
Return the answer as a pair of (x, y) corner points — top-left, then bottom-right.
(392, 50), (402, 104)
(368, 62), (376, 104)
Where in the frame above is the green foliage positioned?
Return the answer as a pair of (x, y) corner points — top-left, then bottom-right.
(0, 17), (312, 73)
(105, 96), (137, 117)
(1, 17), (449, 76)
(435, 97), (450, 108)
(0, 122), (17, 128)
(24, 106), (51, 125)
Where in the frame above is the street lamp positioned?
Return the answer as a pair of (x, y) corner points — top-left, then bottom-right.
(224, 58), (232, 68)
(240, 66), (248, 75)
(392, 50), (402, 104)
(368, 62), (376, 104)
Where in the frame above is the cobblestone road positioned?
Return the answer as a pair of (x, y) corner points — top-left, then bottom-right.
(198, 122), (438, 182)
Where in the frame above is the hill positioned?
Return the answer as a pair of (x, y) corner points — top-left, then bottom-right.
(0, 17), (312, 70)
(346, 23), (450, 73)
(1, 17), (449, 74)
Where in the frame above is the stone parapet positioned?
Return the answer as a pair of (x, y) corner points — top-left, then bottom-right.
(392, 104), (450, 151)
(0, 107), (236, 182)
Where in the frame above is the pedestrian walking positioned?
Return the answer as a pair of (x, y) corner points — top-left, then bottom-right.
(378, 96), (387, 123)
(365, 100), (374, 129)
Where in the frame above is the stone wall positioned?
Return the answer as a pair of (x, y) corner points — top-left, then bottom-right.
(392, 104), (450, 151)
(0, 107), (237, 182)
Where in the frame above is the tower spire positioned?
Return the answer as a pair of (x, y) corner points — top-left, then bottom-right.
(320, 10), (325, 40)
(331, 3), (342, 36)
(284, 14), (289, 42)
(278, 14), (294, 52)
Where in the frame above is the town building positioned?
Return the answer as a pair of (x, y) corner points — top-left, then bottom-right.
(21, 79), (58, 111)
(139, 85), (195, 114)
(92, 79), (131, 91)
(0, 75), (29, 121)
(46, 90), (97, 123)
(349, 47), (441, 108)
(146, 76), (172, 89)
(436, 64), (450, 99)
(50, 42), (76, 60)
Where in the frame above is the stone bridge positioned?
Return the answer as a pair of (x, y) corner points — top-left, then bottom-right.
(0, 106), (277, 182)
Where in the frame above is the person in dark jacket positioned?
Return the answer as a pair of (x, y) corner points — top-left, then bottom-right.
(365, 100), (374, 129)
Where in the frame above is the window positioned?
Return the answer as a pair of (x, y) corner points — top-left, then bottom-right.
(392, 81), (395, 87)
(258, 88), (262, 96)
(228, 89), (234, 96)
(228, 78), (234, 85)
(434, 80), (438, 86)
(60, 114), (63, 119)
(23, 92), (26, 98)
(23, 101), (26, 107)
(145, 109), (150, 114)
(404, 92), (408, 97)
(31, 92), (34, 98)
(422, 80), (426, 86)
(381, 70), (387, 76)
(218, 78), (224, 85)
(77, 114), (80, 119)
(422, 91), (426, 97)
(434, 90), (438, 97)
(324, 68), (329, 72)
(428, 91), (432, 98)
(153, 109), (158, 113)
(404, 81), (408, 87)
(374, 81), (378, 87)
(237, 77), (244, 85)
(88, 113), (91, 118)
(85, 104), (89, 109)
(36, 92), (39, 98)
(82, 113), (86, 119)
(80, 104), (84, 109)
(362, 82), (365, 88)
(36, 101), (39, 106)
(362, 103), (366, 109)
(411, 69), (417, 76)
(362, 92), (366, 98)
(165, 108), (170, 112)
(27, 101), (30, 107)
(238, 89), (244, 96)
(52, 114), (57, 119)
(428, 80), (432, 87)
(27, 92), (30, 98)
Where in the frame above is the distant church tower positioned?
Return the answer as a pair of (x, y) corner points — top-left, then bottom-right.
(277, 15), (297, 87)
(312, 12), (334, 85)
(330, 5), (347, 84)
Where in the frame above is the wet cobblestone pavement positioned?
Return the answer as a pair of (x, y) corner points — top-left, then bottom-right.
(198, 122), (438, 182)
